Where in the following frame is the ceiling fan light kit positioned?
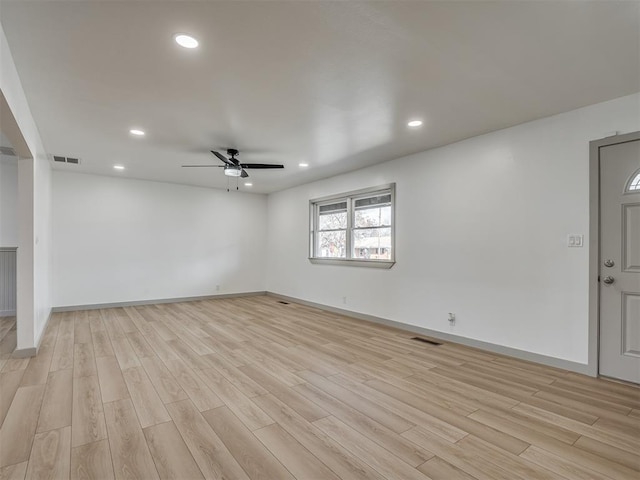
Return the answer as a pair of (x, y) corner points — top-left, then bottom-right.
(224, 165), (242, 177)
(182, 148), (284, 188)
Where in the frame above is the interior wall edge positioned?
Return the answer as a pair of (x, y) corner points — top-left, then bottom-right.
(0, 89), (32, 159)
(11, 346), (36, 358)
(1, 22), (53, 350)
(12, 309), (52, 358)
(266, 291), (594, 376)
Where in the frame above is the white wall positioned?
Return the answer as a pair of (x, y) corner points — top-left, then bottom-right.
(266, 93), (640, 365)
(0, 158), (18, 246)
(33, 152), (51, 337)
(1, 24), (52, 350)
(52, 172), (267, 307)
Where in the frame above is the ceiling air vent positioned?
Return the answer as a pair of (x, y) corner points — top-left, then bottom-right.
(0, 146), (16, 156)
(51, 155), (81, 165)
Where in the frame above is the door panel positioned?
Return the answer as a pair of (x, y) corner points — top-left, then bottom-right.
(623, 203), (640, 271)
(622, 293), (640, 357)
(599, 137), (640, 383)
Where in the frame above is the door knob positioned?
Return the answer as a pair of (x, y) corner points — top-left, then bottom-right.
(604, 259), (615, 267)
(602, 276), (615, 285)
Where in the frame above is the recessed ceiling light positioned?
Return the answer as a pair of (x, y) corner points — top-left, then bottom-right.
(244, 182), (253, 187)
(407, 120), (423, 127)
(174, 34), (199, 49)
(113, 165), (125, 170)
(298, 163), (309, 167)
(129, 129), (145, 136)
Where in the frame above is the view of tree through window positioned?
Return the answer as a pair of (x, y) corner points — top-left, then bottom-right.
(317, 202), (347, 257)
(311, 185), (395, 264)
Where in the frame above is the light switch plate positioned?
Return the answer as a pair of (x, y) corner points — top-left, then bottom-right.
(568, 234), (583, 247)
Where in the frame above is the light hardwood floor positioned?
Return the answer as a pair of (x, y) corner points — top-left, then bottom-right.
(0, 296), (638, 479)
(0, 316), (16, 357)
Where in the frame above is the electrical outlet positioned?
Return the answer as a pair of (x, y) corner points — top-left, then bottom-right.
(342, 296), (347, 305)
(448, 312), (456, 325)
(216, 285), (220, 292)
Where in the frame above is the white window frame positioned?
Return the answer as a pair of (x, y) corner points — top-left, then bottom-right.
(309, 183), (395, 268)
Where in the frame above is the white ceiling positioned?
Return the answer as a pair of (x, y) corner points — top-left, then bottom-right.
(1, 1), (638, 193)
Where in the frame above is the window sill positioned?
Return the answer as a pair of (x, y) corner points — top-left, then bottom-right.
(308, 258), (395, 269)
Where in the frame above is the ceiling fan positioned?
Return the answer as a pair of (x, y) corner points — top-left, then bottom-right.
(182, 149), (284, 178)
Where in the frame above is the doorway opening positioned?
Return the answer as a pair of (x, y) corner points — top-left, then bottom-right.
(0, 133), (18, 355)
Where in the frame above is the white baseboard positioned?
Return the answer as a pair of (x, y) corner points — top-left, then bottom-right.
(51, 291), (267, 312)
(13, 309), (52, 358)
(12, 346), (37, 358)
(15, 293), (266, 357)
(266, 292), (593, 376)
(0, 310), (16, 317)
(39, 290), (592, 377)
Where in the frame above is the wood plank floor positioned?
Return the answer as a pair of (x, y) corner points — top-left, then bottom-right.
(0, 316), (16, 357)
(0, 296), (638, 479)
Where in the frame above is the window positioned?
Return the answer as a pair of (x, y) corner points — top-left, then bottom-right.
(626, 170), (640, 192)
(310, 184), (395, 268)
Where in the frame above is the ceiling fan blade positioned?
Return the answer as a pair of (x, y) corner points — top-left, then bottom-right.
(241, 169), (249, 178)
(211, 150), (235, 166)
(239, 163), (284, 169)
(182, 165), (224, 168)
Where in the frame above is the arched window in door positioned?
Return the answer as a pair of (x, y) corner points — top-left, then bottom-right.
(626, 169), (640, 192)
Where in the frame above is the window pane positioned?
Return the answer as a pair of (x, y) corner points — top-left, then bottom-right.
(354, 194), (391, 208)
(352, 227), (391, 260)
(317, 230), (346, 258)
(319, 211), (347, 230)
(319, 201), (347, 213)
(311, 185), (394, 263)
(354, 205), (391, 228)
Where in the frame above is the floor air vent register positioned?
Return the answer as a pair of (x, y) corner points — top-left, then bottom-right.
(411, 337), (442, 346)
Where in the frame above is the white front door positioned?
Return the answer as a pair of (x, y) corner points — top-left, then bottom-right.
(599, 134), (640, 384)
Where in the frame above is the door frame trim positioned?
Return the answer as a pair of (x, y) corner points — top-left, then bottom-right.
(588, 131), (640, 377)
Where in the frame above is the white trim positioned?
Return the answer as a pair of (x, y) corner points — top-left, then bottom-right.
(310, 183), (396, 204)
(308, 258), (395, 269)
(13, 309), (52, 358)
(12, 347), (36, 358)
(51, 291), (267, 312)
(267, 292), (592, 375)
(310, 183), (396, 267)
(26, 288), (596, 374)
